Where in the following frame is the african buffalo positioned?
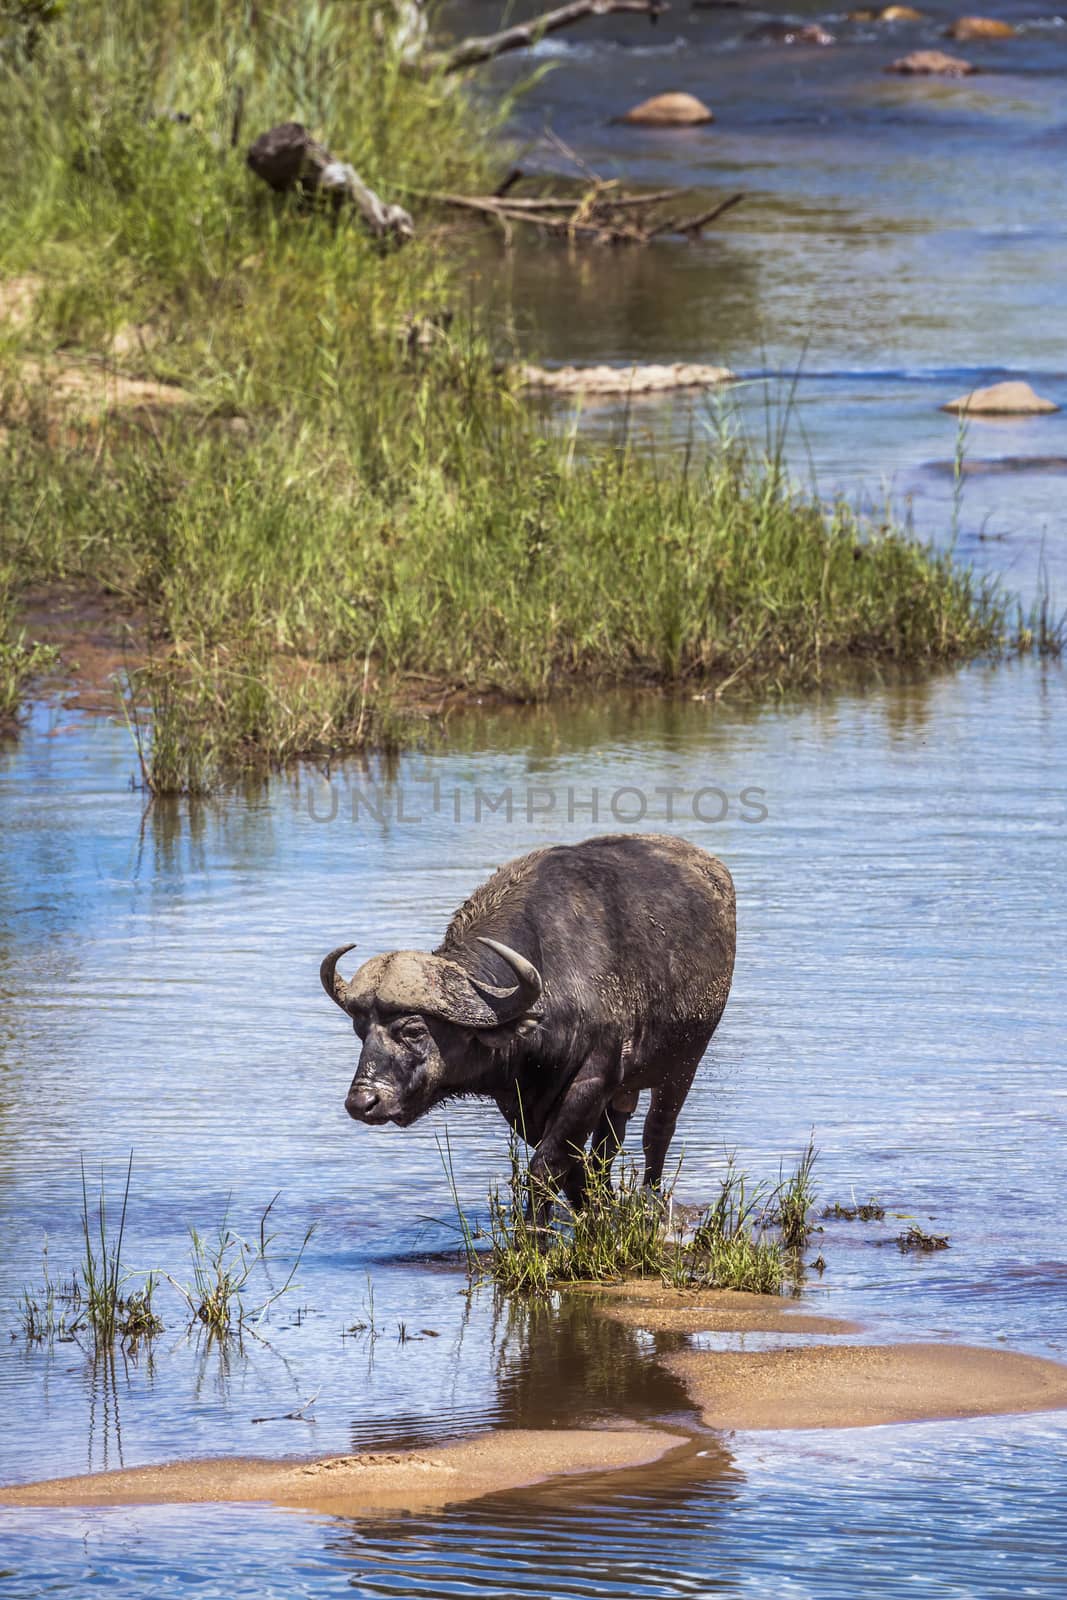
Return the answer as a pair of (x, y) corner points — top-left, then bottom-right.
(320, 833), (735, 1206)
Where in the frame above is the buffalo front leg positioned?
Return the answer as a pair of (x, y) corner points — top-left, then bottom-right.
(528, 1057), (615, 1221)
(587, 1088), (640, 1189)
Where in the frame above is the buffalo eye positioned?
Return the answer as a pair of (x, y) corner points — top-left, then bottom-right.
(391, 1016), (427, 1045)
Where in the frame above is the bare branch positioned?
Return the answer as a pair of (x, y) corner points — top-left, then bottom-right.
(420, 0), (669, 75)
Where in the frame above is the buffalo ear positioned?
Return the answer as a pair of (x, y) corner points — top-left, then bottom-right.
(475, 1017), (540, 1051)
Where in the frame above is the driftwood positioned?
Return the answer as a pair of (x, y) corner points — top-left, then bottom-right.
(246, 123), (414, 242)
(520, 362), (735, 394)
(416, 0), (668, 75)
(431, 174), (744, 247)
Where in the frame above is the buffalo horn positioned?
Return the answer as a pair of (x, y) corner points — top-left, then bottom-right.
(320, 943), (357, 1010)
(473, 936), (543, 1019)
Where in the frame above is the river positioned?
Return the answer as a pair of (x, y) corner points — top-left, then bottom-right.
(2, 4), (1066, 1595)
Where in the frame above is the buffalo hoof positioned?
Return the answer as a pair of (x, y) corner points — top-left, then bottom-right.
(941, 381), (1061, 417)
(620, 92), (715, 127)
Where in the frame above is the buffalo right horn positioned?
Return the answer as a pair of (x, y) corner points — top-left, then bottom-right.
(320, 943), (357, 1010)
(474, 937), (543, 1019)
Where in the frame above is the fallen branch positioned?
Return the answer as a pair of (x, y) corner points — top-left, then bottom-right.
(419, 0), (668, 75)
(428, 181), (744, 246)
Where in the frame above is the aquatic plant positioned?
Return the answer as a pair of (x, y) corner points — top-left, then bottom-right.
(78, 1155), (164, 1347)
(451, 1139), (819, 1298)
(766, 1134), (819, 1250)
(896, 1224), (949, 1253)
(166, 1196), (315, 1339)
(19, 1157), (162, 1348)
(822, 1198), (886, 1222)
(0, 567), (55, 727)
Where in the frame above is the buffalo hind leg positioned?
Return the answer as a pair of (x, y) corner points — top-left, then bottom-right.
(642, 1049), (704, 1189)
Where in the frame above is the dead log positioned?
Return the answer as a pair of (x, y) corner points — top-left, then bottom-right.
(429, 181), (743, 246)
(418, 0), (668, 75)
(246, 123), (414, 242)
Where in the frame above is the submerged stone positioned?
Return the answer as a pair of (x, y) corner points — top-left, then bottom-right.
(946, 16), (1016, 39)
(746, 21), (835, 44)
(848, 5), (924, 17)
(886, 49), (978, 73)
(620, 93), (715, 127)
(941, 381), (1061, 416)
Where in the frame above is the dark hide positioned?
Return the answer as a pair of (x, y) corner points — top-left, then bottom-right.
(322, 833), (735, 1205)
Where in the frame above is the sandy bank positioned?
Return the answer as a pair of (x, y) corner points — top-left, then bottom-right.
(588, 1282), (862, 1336)
(666, 1342), (1067, 1431)
(0, 1427), (676, 1515)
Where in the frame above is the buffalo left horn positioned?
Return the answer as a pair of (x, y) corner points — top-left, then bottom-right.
(474, 937), (543, 1019)
(320, 943), (357, 1010)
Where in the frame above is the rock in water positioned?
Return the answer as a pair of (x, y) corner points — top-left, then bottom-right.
(878, 6), (924, 19)
(886, 49), (977, 73)
(519, 363), (736, 395)
(941, 381), (1060, 416)
(620, 93), (715, 127)
(946, 16), (1016, 39)
(746, 21), (835, 44)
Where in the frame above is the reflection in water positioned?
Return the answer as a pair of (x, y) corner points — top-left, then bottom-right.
(324, 1440), (743, 1600)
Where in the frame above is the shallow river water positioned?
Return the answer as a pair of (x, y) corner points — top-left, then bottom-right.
(3, 3), (1067, 1594)
(446, 0), (1067, 603)
(2, 654), (1066, 1595)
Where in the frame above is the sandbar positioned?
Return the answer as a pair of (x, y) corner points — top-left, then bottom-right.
(665, 1342), (1067, 1431)
(0, 1427), (677, 1515)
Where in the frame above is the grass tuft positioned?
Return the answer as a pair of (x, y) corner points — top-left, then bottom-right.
(451, 1138), (820, 1299)
(165, 1196), (315, 1340)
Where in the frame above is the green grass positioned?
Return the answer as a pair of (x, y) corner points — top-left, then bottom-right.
(15, 1166), (310, 1348)
(0, 1), (1048, 789)
(450, 1139), (820, 1299)
(165, 1194), (315, 1340)
(1, 566), (56, 726)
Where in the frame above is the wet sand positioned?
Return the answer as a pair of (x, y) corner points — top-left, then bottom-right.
(589, 1282), (863, 1336)
(5, 1289), (1067, 1509)
(666, 1343), (1067, 1432)
(0, 1427), (676, 1515)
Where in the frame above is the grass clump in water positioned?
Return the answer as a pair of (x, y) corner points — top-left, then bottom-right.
(165, 1195), (315, 1340)
(455, 1139), (820, 1299)
(896, 1224), (949, 1253)
(822, 1197), (886, 1222)
(0, 567), (55, 728)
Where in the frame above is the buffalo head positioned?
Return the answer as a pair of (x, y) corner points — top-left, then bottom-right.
(320, 939), (542, 1126)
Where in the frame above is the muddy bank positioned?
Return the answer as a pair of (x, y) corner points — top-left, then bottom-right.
(666, 1343), (1067, 1432)
(0, 1427), (676, 1514)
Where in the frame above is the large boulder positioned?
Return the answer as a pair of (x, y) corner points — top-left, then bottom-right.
(886, 49), (977, 73)
(620, 93), (715, 127)
(941, 381), (1060, 416)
